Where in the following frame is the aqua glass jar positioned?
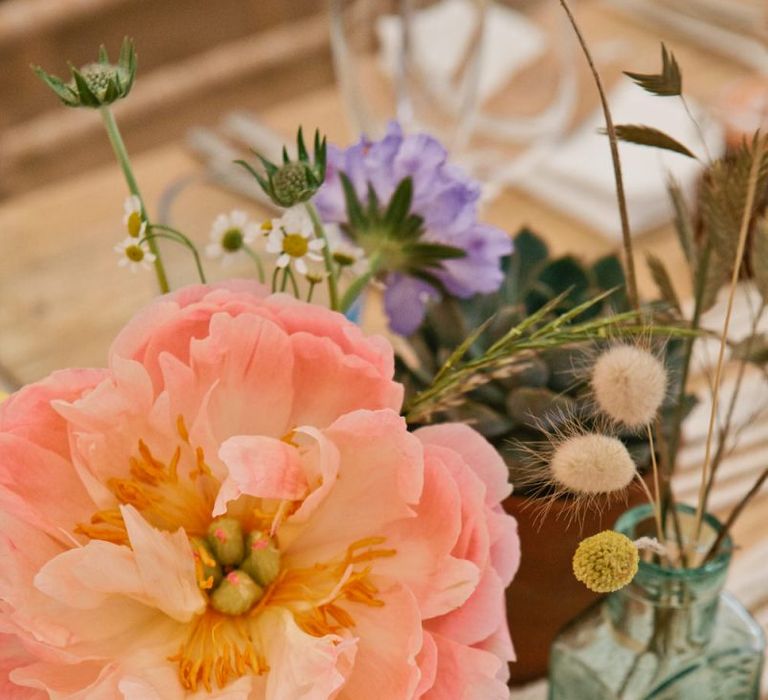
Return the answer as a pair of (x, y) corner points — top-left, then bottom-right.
(548, 504), (765, 699)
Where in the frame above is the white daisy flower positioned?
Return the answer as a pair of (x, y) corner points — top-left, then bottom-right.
(266, 206), (325, 276)
(122, 195), (146, 239)
(205, 210), (260, 264)
(114, 236), (156, 272)
(324, 223), (368, 275)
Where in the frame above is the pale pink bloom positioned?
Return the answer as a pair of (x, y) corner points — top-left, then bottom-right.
(0, 281), (518, 699)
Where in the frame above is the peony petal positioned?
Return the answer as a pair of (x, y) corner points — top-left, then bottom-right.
(214, 436), (308, 516)
(336, 583), (422, 700)
(421, 632), (508, 700)
(375, 449), (479, 619)
(121, 506), (205, 622)
(0, 634), (46, 699)
(284, 410), (422, 567)
(416, 424), (512, 505)
(263, 609), (355, 700)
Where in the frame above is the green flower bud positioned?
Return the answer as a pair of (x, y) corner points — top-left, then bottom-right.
(236, 127), (327, 208)
(210, 570), (263, 616)
(207, 517), (245, 567)
(190, 536), (222, 590)
(272, 163), (312, 206)
(241, 531), (281, 587)
(33, 38), (137, 109)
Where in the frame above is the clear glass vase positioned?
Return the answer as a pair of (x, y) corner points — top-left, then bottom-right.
(548, 504), (765, 699)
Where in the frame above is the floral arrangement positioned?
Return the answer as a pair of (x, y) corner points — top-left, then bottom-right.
(3, 0), (767, 694)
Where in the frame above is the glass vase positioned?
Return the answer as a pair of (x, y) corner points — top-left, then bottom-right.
(548, 504), (765, 699)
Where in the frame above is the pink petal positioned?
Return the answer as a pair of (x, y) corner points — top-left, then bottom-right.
(0, 634), (46, 699)
(421, 633), (508, 700)
(375, 450), (479, 619)
(287, 332), (402, 429)
(416, 424), (512, 505)
(214, 436), (308, 515)
(263, 609), (355, 700)
(285, 410), (422, 567)
(336, 583), (422, 700)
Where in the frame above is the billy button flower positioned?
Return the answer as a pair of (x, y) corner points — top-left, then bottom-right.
(33, 38), (137, 108)
(237, 127), (327, 208)
(572, 530), (639, 593)
(336, 173), (466, 313)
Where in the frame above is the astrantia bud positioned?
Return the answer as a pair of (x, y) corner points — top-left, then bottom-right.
(572, 530), (639, 593)
(210, 570), (263, 616)
(33, 38), (137, 108)
(207, 517), (245, 567)
(241, 531), (281, 587)
(237, 127), (326, 208)
(591, 345), (667, 428)
(550, 433), (636, 495)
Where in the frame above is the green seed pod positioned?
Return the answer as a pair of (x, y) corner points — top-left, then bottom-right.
(207, 517), (245, 567)
(209, 570), (263, 616)
(241, 531), (281, 587)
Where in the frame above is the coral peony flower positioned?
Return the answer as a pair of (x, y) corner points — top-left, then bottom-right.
(313, 122), (512, 335)
(0, 281), (519, 699)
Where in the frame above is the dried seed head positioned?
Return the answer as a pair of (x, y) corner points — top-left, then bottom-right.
(573, 530), (639, 593)
(591, 345), (667, 428)
(550, 433), (637, 495)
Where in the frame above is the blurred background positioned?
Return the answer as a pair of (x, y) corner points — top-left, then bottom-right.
(0, 0), (330, 198)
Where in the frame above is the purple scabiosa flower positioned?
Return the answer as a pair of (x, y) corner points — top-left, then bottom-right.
(314, 122), (512, 335)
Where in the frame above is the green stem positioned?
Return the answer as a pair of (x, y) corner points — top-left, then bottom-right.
(340, 252), (381, 313)
(149, 225), (206, 284)
(271, 267), (280, 294)
(286, 267), (300, 298)
(242, 245), (266, 283)
(100, 106), (169, 293)
(307, 280), (318, 303)
(305, 202), (339, 310)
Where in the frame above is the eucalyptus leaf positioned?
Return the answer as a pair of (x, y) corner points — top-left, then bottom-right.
(592, 255), (629, 312)
(610, 125), (696, 159)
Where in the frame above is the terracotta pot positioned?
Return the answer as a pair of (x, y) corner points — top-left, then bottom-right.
(503, 480), (650, 685)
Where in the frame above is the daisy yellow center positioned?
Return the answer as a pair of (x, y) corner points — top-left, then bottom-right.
(221, 228), (244, 252)
(75, 416), (396, 693)
(125, 244), (145, 262)
(127, 211), (143, 238)
(282, 233), (308, 258)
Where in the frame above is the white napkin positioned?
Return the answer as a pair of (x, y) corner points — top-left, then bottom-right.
(519, 79), (725, 239)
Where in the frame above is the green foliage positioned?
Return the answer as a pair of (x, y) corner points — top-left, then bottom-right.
(624, 43), (682, 97)
(396, 228), (694, 496)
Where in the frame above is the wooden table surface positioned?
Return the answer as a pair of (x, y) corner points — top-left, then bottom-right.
(0, 0), (766, 689)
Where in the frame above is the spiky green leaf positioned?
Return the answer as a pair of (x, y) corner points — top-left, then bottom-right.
(296, 127), (309, 163)
(339, 173), (366, 232)
(383, 177), (414, 228)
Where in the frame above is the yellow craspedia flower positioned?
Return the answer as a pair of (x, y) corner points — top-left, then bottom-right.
(572, 530), (639, 593)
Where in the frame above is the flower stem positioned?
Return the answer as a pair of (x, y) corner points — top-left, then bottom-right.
(100, 106), (169, 293)
(148, 224), (206, 284)
(557, 0), (639, 311)
(340, 252), (381, 313)
(304, 202), (339, 310)
(243, 245), (266, 284)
